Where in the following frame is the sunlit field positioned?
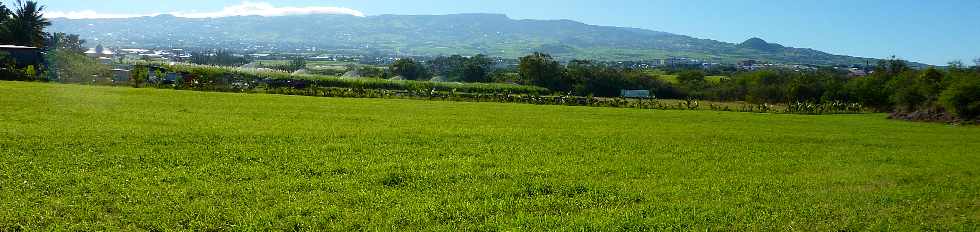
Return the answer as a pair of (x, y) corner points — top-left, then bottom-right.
(1, 81), (978, 230)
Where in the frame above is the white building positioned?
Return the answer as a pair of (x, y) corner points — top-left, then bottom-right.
(85, 44), (114, 59)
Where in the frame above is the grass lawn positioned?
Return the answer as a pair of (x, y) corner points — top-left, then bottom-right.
(1, 81), (978, 230)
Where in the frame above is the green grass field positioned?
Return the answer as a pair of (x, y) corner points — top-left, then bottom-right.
(2, 81), (979, 230)
(641, 70), (728, 84)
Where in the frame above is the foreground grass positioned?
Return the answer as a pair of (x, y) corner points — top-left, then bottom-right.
(1, 81), (978, 230)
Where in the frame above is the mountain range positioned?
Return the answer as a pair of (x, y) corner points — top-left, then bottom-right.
(49, 13), (885, 66)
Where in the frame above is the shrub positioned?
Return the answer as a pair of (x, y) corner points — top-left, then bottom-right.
(888, 72), (929, 112)
(130, 62), (550, 95)
(23, 65), (37, 81)
(130, 66), (148, 87)
(844, 75), (892, 112)
(939, 78), (980, 120)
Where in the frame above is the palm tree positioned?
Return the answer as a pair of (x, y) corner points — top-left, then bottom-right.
(0, 3), (10, 21)
(0, 3), (11, 44)
(6, 0), (50, 47)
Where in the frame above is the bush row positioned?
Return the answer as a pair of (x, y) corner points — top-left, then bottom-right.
(256, 86), (866, 114)
(135, 62), (550, 95)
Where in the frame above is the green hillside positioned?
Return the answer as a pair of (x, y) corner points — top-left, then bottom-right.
(49, 14), (884, 65)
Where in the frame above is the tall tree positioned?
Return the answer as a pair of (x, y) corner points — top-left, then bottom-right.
(5, 0), (50, 47)
(45, 32), (86, 53)
(390, 58), (430, 80)
(427, 54), (494, 82)
(875, 57), (910, 77)
(0, 3), (10, 43)
(460, 54), (494, 83)
(676, 70), (708, 98)
(0, 3), (9, 24)
(519, 52), (565, 91)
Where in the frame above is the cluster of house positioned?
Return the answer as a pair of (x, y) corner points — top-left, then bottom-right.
(842, 67), (870, 77)
(601, 58), (720, 70)
(737, 60), (771, 70)
(79, 45), (186, 84)
(736, 60), (824, 72)
(85, 45), (192, 64)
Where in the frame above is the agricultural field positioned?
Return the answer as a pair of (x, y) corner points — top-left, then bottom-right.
(1, 81), (979, 230)
(642, 70), (728, 84)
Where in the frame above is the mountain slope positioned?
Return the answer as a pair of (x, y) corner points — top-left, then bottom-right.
(50, 13), (877, 65)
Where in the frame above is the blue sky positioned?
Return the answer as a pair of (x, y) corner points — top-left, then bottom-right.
(25, 0), (980, 65)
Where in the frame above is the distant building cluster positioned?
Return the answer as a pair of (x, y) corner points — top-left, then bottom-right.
(85, 45), (194, 63)
(76, 43), (879, 80)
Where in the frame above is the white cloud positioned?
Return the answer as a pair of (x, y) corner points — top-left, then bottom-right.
(172, 2), (365, 18)
(46, 10), (150, 19)
(45, 1), (365, 19)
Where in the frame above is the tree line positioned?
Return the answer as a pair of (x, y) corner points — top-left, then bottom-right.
(386, 55), (500, 82)
(366, 52), (980, 121)
(515, 52), (980, 121)
(190, 50), (253, 67)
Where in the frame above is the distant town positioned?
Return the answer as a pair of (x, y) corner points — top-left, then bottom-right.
(80, 44), (876, 77)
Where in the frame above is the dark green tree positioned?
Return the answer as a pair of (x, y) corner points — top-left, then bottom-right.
(0, 3), (10, 43)
(676, 70), (708, 97)
(786, 72), (825, 102)
(288, 57), (306, 71)
(741, 70), (790, 103)
(948, 60), (966, 71)
(919, 67), (944, 99)
(45, 49), (110, 83)
(888, 71), (929, 112)
(428, 55), (466, 78)
(427, 54), (494, 82)
(460, 54), (493, 83)
(4, 1), (50, 47)
(130, 66), (148, 87)
(45, 32), (86, 53)
(939, 78), (980, 120)
(677, 70), (706, 85)
(562, 60), (667, 97)
(875, 57), (911, 77)
(390, 58), (430, 80)
(518, 52), (564, 91)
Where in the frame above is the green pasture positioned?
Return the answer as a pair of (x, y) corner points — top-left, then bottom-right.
(1, 81), (978, 230)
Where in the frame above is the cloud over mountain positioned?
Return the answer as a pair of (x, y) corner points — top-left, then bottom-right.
(46, 1), (365, 19)
(45, 10), (145, 19)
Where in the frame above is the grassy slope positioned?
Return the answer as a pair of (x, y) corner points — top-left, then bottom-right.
(1, 81), (978, 230)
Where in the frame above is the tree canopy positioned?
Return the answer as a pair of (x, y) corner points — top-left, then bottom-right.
(428, 54), (495, 82)
(519, 52), (565, 91)
(390, 58), (431, 81)
(45, 32), (86, 53)
(0, 1), (50, 47)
